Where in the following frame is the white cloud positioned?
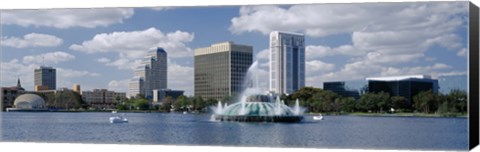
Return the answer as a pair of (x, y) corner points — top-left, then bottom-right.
(96, 57), (111, 63)
(70, 27), (195, 70)
(107, 79), (131, 92)
(256, 49), (269, 60)
(168, 62), (194, 95)
(1, 33), (63, 48)
(1, 59), (99, 90)
(23, 51), (75, 64)
(456, 48), (467, 57)
(57, 68), (100, 78)
(230, 3), (467, 37)
(1, 8), (134, 29)
(306, 60), (335, 76)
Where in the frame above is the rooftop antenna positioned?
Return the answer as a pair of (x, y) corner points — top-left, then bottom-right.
(42, 55), (45, 66)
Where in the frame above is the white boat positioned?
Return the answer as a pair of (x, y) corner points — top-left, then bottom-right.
(112, 110), (117, 114)
(110, 115), (128, 123)
(313, 114), (323, 121)
(183, 111), (188, 114)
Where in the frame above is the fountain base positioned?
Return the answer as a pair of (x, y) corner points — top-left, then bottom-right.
(214, 115), (303, 122)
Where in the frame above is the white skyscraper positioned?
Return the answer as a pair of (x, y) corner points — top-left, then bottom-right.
(269, 31), (305, 95)
(128, 47), (167, 99)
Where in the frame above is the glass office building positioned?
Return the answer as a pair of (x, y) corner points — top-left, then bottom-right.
(269, 31), (305, 95)
(34, 66), (56, 90)
(367, 75), (439, 105)
(128, 47), (167, 99)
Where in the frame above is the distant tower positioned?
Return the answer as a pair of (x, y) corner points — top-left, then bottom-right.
(128, 47), (167, 99)
(17, 77), (22, 88)
(34, 66), (56, 90)
(72, 84), (81, 94)
(269, 31), (305, 95)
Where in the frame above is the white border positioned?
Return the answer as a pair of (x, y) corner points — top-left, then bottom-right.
(0, 0), (478, 152)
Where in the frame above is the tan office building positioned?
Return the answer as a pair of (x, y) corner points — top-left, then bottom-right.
(194, 41), (253, 100)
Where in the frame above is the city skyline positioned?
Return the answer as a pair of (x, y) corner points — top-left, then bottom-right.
(1, 2), (469, 96)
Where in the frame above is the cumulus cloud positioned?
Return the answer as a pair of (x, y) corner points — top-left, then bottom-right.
(1, 59), (100, 90)
(70, 27), (195, 70)
(233, 2), (468, 88)
(1, 8), (134, 29)
(306, 60), (335, 76)
(456, 48), (467, 57)
(230, 3), (467, 37)
(1, 33), (63, 48)
(168, 62), (194, 95)
(107, 79), (131, 92)
(23, 51), (75, 64)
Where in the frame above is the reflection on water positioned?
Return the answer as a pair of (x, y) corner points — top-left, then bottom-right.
(1, 112), (468, 150)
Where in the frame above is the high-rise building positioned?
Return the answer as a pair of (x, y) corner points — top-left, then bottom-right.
(269, 31), (305, 95)
(34, 66), (56, 90)
(128, 47), (167, 99)
(128, 76), (144, 98)
(194, 41), (253, 100)
(366, 75), (439, 105)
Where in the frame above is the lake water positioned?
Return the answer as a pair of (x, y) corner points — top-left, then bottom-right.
(0, 112), (468, 150)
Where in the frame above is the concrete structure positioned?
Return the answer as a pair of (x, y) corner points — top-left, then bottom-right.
(82, 89), (127, 109)
(323, 81), (361, 99)
(152, 89), (184, 103)
(269, 31), (305, 95)
(34, 66), (56, 90)
(128, 47), (167, 99)
(194, 41), (253, 100)
(1, 78), (25, 111)
(366, 75), (439, 105)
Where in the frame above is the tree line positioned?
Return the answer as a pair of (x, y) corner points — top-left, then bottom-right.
(286, 87), (467, 116)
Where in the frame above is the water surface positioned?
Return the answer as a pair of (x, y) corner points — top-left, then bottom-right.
(0, 112), (468, 150)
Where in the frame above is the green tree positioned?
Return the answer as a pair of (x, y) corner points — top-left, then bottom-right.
(448, 89), (467, 113)
(134, 98), (149, 110)
(413, 90), (438, 113)
(339, 97), (356, 113)
(391, 96), (409, 112)
(160, 96), (174, 112)
(357, 93), (377, 112)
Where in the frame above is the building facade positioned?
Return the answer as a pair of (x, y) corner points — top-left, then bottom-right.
(34, 66), (56, 90)
(1, 78), (25, 111)
(194, 41), (253, 100)
(152, 89), (185, 104)
(82, 89), (127, 109)
(366, 75), (439, 105)
(323, 81), (361, 99)
(269, 31), (305, 95)
(128, 47), (167, 99)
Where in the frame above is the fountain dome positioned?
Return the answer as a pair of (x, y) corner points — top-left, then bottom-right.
(213, 94), (303, 122)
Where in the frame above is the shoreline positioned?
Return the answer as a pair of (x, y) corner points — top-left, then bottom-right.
(3, 110), (468, 118)
(306, 112), (468, 118)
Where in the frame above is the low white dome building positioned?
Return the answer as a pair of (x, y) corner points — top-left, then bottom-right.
(13, 94), (45, 109)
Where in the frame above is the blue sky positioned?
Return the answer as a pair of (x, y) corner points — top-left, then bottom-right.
(1, 2), (469, 95)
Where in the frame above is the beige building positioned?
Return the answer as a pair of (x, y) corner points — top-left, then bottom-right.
(72, 84), (81, 94)
(194, 41), (253, 100)
(82, 89), (126, 109)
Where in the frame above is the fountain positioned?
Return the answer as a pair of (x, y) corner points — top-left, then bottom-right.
(212, 61), (304, 122)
